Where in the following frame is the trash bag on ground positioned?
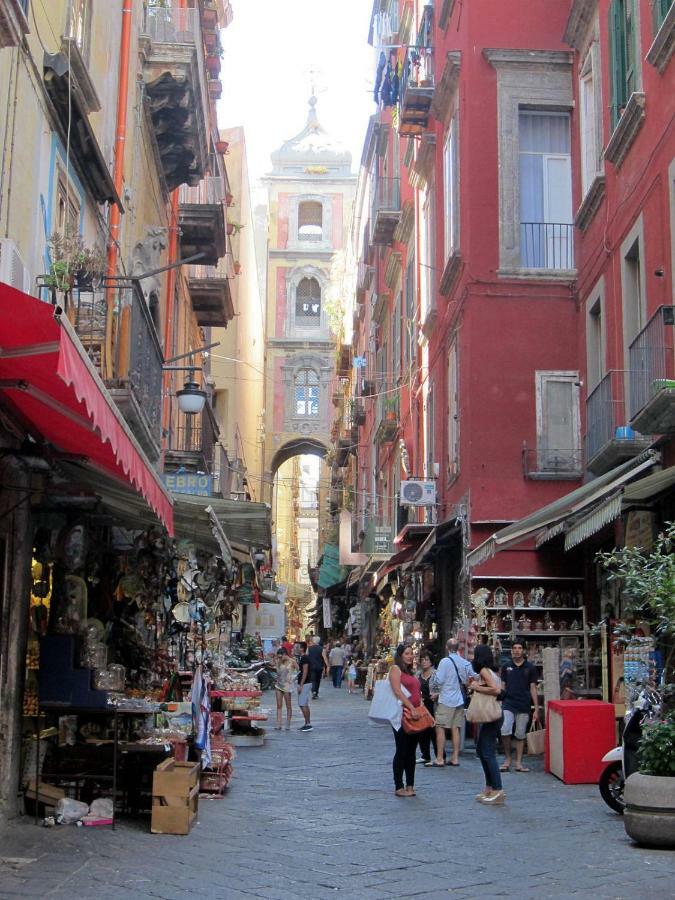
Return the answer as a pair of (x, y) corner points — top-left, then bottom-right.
(55, 798), (89, 824)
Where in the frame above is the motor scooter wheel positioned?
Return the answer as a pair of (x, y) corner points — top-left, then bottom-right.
(257, 669), (274, 691)
(599, 761), (625, 814)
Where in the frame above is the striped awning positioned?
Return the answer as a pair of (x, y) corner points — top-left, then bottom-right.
(564, 493), (623, 551)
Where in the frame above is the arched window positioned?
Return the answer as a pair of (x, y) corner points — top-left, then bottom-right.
(295, 277), (321, 326)
(295, 368), (320, 417)
(298, 201), (323, 241)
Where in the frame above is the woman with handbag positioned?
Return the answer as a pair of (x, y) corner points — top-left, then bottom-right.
(389, 644), (430, 797)
(468, 644), (506, 806)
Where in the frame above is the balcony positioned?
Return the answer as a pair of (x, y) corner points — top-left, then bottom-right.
(629, 306), (675, 434)
(399, 6), (434, 137)
(187, 263), (233, 328)
(357, 259), (375, 298)
(350, 400), (366, 426)
(371, 178), (401, 246)
(141, 5), (209, 191)
(586, 370), (652, 475)
(375, 383), (399, 445)
(520, 222), (574, 271)
(362, 519), (393, 556)
(179, 177), (227, 266)
(39, 278), (164, 462)
(0, 0), (29, 48)
(522, 443), (583, 480)
(165, 403), (219, 474)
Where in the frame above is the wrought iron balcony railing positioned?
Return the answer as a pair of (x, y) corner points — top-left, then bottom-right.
(628, 305), (675, 433)
(522, 444), (583, 480)
(143, 4), (199, 44)
(520, 222), (574, 270)
(370, 177), (401, 245)
(179, 176), (226, 206)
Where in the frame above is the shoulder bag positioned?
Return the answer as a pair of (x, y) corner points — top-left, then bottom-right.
(401, 705), (435, 734)
(449, 656), (470, 708)
(466, 673), (502, 723)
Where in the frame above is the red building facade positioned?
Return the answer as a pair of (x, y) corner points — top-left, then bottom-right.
(336, 0), (673, 657)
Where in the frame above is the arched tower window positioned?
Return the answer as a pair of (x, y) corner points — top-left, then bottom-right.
(295, 368), (320, 417)
(295, 277), (321, 327)
(298, 201), (323, 241)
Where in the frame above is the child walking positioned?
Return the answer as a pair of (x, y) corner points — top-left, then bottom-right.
(345, 658), (358, 693)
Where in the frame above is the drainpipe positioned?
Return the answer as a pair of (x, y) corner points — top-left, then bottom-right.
(105, 0), (133, 380)
(161, 0), (188, 457)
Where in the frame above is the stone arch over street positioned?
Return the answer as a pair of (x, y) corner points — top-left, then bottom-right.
(268, 437), (328, 478)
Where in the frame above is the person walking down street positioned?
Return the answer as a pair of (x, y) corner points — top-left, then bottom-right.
(417, 651), (440, 765)
(329, 641), (346, 688)
(296, 641), (313, 732)
(388, 644), (423, 797)
(431, 638), (475, 767)
(345, 657), (358, 693)
(274, 648), (298, 730)
(500, 641), (539, 773)
(308, 635), (326, 699)
(470, 644), (505, 805)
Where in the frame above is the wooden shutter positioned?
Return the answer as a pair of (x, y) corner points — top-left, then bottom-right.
(608, 0), (626, 130)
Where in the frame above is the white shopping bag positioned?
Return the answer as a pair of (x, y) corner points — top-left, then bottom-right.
(368, 678), (410, 730)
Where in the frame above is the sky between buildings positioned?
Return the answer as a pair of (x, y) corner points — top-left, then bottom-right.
(219, 0), (375, 186)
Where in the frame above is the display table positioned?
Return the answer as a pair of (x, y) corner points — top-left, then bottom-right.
(545, 699), (616, 784)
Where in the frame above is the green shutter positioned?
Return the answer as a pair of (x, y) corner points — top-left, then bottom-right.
(609, 0), (627, 130)
(625, 0), (636, 96)
(653, 0), (672, 31)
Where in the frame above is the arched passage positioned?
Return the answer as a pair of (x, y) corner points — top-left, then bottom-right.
(269, 438), (327, 477)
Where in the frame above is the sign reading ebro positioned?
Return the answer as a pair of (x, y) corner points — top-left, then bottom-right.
(163, 472), (213, 497)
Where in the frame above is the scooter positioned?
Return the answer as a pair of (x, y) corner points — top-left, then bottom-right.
(225, 658), (277, 691)
(599, 686), (661, 814)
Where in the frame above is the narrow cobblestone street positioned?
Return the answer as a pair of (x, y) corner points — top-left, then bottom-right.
(0, 690), (672, 899)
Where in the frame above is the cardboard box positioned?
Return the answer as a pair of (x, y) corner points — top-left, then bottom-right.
(152, 759), (199, 797)
(151, 783), (198, 835)
(24, 780), (66, 816)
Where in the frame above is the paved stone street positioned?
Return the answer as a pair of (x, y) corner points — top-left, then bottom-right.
(0, 689), (672, 899)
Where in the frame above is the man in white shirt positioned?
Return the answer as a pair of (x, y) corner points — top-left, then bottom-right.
(430, 638), (475, 767)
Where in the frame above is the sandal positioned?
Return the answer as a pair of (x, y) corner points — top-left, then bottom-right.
(428, 761), (445, 767)
(515, 765), (530, 772)
(405, 787), (417, 797)
(394, 788), (407, 797)
(499, 763), (511, 772)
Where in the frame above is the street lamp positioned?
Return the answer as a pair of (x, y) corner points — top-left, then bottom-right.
(164, 341), (220, 416)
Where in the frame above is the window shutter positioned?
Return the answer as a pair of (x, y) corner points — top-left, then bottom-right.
(608, 0), (625, 130)
(652, 0), (671, 31)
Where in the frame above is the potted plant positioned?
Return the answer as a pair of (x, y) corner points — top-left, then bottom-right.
(383, 395), (398, 421)
(205, 53), (220, 76)
(598, 526), (675, 847)
(225, 191), (234, 207)
(624, 697), (675, 846)
(45, 229), (106, 293)
(215, 139), (229, 155)
(233, 261), (241, 275)
(226, 222), (244, 236)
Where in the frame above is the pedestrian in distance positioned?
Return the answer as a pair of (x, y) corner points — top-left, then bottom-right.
(470, 643), (506, 805)
(345, 657), (358, 693)
(308, 635), (325, 699)
(274, 647), (297, 731)
(328, 640), (346, 687)
(389, 644), (423, 797)
(500, 641), (539, 773)
(296, 641), (313, 731)
(417, 651), (441, 765)
(430, 638), (475, 767)
(280, 634), (294, 656)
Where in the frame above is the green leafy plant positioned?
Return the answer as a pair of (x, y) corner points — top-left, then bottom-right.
(46, 227), (106, 290)
(638, 713), (675, 777)
(597, 522), (675, 677)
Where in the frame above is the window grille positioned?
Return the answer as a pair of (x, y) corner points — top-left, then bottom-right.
(295, 277), (321, 326)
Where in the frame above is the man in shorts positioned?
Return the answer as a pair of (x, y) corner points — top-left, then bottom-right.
(500, 641), (539, 772)
(296, 641), (313, 732)
(430, 638), (474, 767)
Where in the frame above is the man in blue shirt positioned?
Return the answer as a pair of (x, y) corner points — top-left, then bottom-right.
(430, 638), (475, 767)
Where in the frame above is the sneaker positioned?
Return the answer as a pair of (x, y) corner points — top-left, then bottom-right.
(299, 724), (313, 732)
(479, 790), (505, 805)
(416, 757), (429, 765)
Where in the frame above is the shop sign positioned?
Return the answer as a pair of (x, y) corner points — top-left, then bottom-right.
(163, 471), (213, 496)
(323, 597), (332, 629)
(374, 527), (392, 554)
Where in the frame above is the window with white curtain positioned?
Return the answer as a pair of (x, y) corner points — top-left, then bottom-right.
(443, 117), (459, 260)
(519, 110), (573, 270)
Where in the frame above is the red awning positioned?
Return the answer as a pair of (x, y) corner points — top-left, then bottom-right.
(0, 284), (173, 533)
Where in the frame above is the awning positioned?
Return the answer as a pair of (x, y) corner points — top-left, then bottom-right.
(623, 465), (675, 502)
(317, 543), (348, 590)
(0, 287), (172, 532)
(468, 451), (658, 567)
(173, 494), (271, 551)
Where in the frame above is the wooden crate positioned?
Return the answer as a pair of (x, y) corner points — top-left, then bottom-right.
(151, 782), (198, 835)
(152, 759), (199, 796)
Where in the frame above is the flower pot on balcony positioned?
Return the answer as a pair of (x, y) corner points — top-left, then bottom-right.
(202, 8), (218, 28)
(208, 80), (223, 100)
(233, 261), (241, 275)
(225, 192), (234, 207)
(215, 140), (229, 155)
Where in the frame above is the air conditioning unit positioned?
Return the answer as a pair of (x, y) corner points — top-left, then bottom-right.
(0, 239), (31, 294)
(400, 479), (436, 506)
